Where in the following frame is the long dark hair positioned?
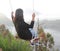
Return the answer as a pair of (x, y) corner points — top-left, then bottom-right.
(15, 8), (24, 22)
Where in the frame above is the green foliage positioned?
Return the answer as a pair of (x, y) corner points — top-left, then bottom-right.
(38, 27), (44, 34)
(0, 34), (31, 51)
(37, 23), (55, 51)
(47, 33), (51, 38)
(0, 24), (31, 51)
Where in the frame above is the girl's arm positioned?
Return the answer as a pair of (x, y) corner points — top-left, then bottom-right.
(11, 12), (16, 23)
(25, 13), (35, 28)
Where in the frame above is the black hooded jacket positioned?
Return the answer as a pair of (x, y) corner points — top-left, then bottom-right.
(15, 21), (34, 40)
(13, 8), (34, 40)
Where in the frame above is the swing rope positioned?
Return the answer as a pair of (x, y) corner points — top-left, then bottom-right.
(9, 0), (13, 11)
(9, 0), (40, 40)
(33, 0), (34, 12)
(9, 0), (35, 13)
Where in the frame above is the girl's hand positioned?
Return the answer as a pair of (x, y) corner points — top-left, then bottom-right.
(11, 11), (14, 19)
(32, 13), (35, 21)
(11, 11), (15, 22)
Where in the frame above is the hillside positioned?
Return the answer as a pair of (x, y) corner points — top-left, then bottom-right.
(39, 20), (60, 31)
(0, 13), (13, 26)
(0, 13), (60, 32)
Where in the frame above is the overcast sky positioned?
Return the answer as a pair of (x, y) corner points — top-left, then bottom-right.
(0, 0), (60, 21)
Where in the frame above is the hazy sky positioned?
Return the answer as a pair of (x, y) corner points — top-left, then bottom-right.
(0, 0), (60, 21)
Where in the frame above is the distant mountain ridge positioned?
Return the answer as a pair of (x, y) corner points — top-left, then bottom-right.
(39, 20), (60, 31)
(0, 13), (60, 31)
(0, 13), (13, 26)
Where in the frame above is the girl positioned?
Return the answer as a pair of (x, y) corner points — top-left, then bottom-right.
(11, 8), (37, 41)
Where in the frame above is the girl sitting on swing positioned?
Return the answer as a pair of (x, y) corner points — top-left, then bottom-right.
(11, 8), (38, 41)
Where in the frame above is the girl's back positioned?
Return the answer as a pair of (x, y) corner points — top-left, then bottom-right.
(11, 8), (35, 40)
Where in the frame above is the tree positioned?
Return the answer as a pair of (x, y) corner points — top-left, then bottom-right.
(36, 20), (54, 51)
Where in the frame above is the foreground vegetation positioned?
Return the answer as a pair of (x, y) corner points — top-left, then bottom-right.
(0, 24), (59, 51)
(0, 24), (31, 51)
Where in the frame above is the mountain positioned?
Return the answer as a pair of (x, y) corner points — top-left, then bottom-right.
(39, 20), (60, 31)
(0, 13), (16, 34)
(0, 13), (13, 26)
(0, 13), (60, 31)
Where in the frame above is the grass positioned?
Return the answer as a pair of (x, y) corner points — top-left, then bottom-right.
(0, 34), (31, 51)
